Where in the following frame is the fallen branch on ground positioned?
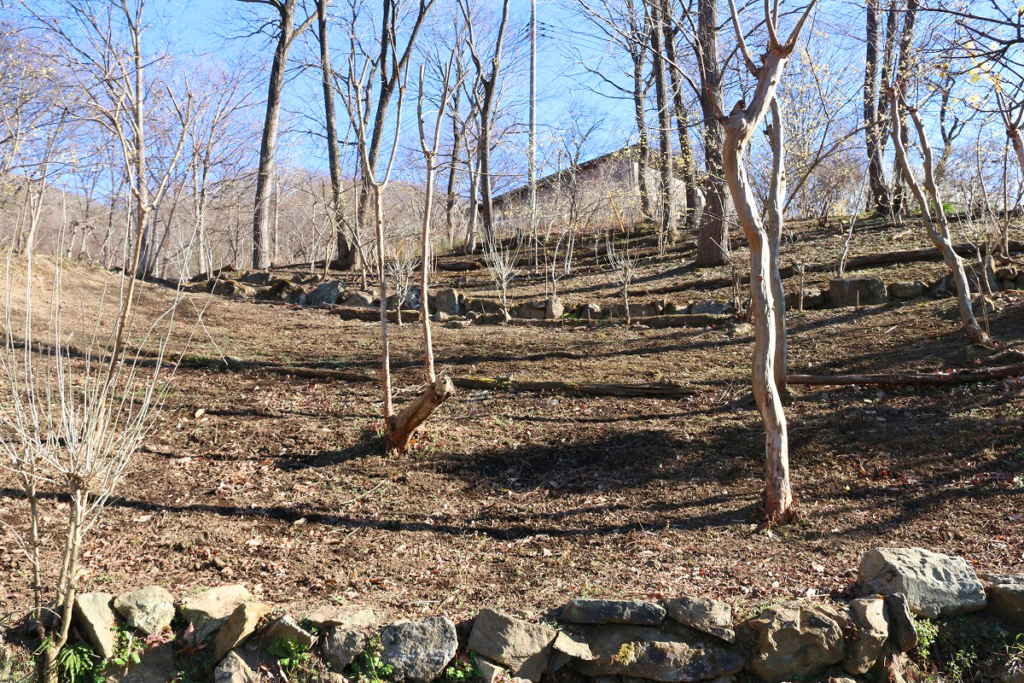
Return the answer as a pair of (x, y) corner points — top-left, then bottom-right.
(787, 364), (1024, 387)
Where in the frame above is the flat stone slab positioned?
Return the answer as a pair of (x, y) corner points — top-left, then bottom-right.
(858, 547), (986, 618)
(73, 592), (117, 660)
(664, 596), (734, 643)
(308, 605), (376, 630)
(180, 585), (252, 642)
(468, 609), (557, 682)
(571, 624), (743, 682)
(744, 602), (845, 683)
(213, 602), (273, 660)
(560, 599), (666, 625)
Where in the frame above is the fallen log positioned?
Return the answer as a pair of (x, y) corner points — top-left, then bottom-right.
(787, 364), (1024, 387)
(507, 313), (732, 329)
(643, 241), (1024, 296)
(437, 260), (485, 272)
(452, 375), (694, 397)
(328, 306), (420, 323)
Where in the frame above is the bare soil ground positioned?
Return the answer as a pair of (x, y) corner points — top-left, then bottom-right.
(1, 215), (1022, 636)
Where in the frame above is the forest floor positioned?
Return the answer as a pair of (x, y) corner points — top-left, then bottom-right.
(1, 214), (1022, 632)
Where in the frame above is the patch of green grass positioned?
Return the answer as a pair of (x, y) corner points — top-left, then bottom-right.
(443, 655), (482, 683)
(350, 636), (395, 683)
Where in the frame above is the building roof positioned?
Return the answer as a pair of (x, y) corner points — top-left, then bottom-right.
(492, 143), (640, 208)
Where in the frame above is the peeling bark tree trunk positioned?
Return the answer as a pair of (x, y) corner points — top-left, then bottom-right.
(888, 89), (989, 345)
(766, 98), (787, 390)
(721, 0), (817, 524)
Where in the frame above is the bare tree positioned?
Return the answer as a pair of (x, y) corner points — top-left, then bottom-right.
(316, 0), (356, 270)
(722, 0), (817, 523)
(694, 0), (732, 267)
(888, 86), (989, 345)
(459, 0), (512, 247)
(236, 0), (316, 268)
(646, 0), (677, 249)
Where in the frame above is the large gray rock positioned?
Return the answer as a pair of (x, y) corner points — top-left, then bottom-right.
(546, 297), (564, 320)
(571, 624), (744, 682)
(464, 298), (504, 315)
(784, 288), (827, 309)
(114, 585), (175, 635)
(858, 547), (986, 618)
(321, 625), (368, 670)
(468, 609), (557, 682)
(434, 289), (462, 316)
(844, 597), (889, 675)
(73, 592), (117, 660)
(213, 602), (273, 661)
(214, 650), (256, 683)
(262, 614), (315, 650)
(664, 596), (734, 643)
(341, 291), (375, 308)
(888, 281), (925, 300)
(560, 599), (666, 626)
(380, 616), (458, 682)
(980, 573), (1024, 628)
(884, 594), (918, 653)
(512, 300), (548, 320)
(690, 301), (734, 316)
(829, 277), (887, 307)
(307, 281), (343, 307)
(179, 585), (252, 642)
(744, 602), (845, 683)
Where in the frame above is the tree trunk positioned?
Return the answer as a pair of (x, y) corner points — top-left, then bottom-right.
(695, 0), (730, 266)
(863, 0), (890, 215)
(888, 90), (989, 345)
(318, 0), (353, 270)
(719, 1), (816, 522)
(373, 185), (394, 420)
(766, 98), (787, 390)
(630, 22), (653, 221)
(664, 10), (697, 229)
(386, 375), (454, 453)
(649, 0), (676, 243)
(252, 1), (297, 269)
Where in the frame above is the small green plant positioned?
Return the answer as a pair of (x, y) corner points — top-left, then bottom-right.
(914, 617), (939, 661)
(444, 655), (482, 683)
(267, 636), (317, 681)
(110, 628), (145, 668)
(945, 647), (978, 683)
(56, 642), (104, 683)
(351, 636), (395, 683)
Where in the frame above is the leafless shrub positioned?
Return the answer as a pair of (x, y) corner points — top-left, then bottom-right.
(605, 231), (638, 325)
(0, 243), (185, 679)
(483, 236), (520, 319)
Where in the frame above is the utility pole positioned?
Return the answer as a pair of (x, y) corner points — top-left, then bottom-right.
(529, 0), (538, 254)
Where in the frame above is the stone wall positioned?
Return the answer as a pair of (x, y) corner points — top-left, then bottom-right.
(18, 547), (1019, 683)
